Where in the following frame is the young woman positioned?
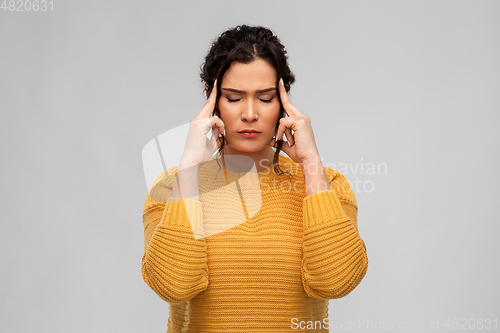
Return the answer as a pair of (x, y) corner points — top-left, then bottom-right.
(142, 25), (368, 332)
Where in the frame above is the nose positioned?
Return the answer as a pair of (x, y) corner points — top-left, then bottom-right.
(241, 99), (258, 122)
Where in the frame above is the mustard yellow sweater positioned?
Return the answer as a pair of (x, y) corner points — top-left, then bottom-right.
(141, 154), (368, 332)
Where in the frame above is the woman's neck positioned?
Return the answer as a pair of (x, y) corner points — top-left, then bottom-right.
(220, 147), (275, 173)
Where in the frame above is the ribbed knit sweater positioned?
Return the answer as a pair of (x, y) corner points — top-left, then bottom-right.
(141, 154), (368, 332)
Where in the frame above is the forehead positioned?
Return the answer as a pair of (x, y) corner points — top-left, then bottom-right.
(221, 58), (277, 89)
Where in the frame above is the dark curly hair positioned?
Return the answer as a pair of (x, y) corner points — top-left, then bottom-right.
(200, 24), (296, 176)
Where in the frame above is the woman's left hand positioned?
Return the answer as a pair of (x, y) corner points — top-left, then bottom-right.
(268, 78), (321, 165)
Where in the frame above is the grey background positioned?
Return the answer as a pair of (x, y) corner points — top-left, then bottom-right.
(1, 1), (499, 332)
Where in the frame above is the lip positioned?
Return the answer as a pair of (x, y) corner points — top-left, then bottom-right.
(238, 129), (261, 133)
(239, 132), (261, 138)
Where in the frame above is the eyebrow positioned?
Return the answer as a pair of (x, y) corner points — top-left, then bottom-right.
(221, 87), (276, 93)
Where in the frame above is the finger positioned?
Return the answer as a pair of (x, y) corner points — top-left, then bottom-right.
(209, 117), (225, 149)
(279, 139), (291, 157)
(210, 126), (220, 149)
(284, 127), (294, 147)
(278, 78), (301, 117)
(200, 79), (218, 118)
(209, 115), (225, 137)
(268, 136), (288, 156)
(276, 117), (292, 142)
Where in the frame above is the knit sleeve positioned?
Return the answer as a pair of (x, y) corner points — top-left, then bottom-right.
(301, 168), (368, 299)
(141, 166), (209, 303)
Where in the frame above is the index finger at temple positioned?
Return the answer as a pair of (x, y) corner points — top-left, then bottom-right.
(278, 78), (299, 117)
(201, 80), (218, 117)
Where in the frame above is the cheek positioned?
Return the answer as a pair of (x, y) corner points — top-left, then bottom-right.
(268, 103), (282, 122)
(217, 104), (229, 122)
(218, 101), (238, 120)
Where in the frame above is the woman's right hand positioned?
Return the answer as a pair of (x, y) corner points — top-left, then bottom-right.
(179, 79), (225, 169)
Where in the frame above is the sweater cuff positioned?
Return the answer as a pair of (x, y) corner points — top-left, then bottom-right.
(303, 190), (348, 229)
(163, 197), (205, 240)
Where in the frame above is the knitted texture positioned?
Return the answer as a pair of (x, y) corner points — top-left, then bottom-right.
(141, 154), (368, 332)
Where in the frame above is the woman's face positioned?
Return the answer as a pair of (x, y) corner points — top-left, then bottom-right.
(218, 58), (281, 156)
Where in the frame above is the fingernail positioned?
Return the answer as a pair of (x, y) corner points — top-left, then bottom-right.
(279, 78), (284, 86)
(214, 79), (217, 86)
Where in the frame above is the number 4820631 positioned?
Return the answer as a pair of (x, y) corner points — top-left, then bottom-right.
(1, 0), (54, 11)
(444, 318), (497, 330)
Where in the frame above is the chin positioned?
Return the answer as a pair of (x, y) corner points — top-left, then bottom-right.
(226, 142), (266, 154)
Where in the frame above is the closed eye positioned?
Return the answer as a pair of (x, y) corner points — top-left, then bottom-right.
(226, 97), (274, 103)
